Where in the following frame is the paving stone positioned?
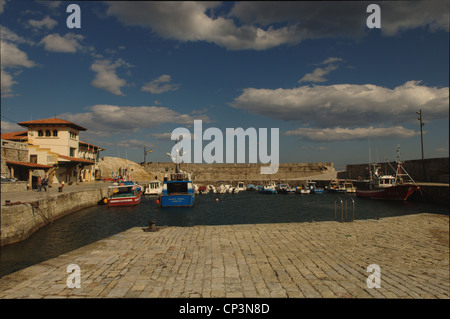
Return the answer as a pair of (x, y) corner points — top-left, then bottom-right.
(0, 213), (448, 299)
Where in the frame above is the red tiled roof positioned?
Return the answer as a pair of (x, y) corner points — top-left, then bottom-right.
(6, 161), (52, 169)
(58, 154), (95, 164)
(1, 131), (28, 141)
(18, 118), (87, 131)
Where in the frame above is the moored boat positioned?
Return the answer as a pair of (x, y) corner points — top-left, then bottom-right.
(355, 147), (419, 201)
(260, 181), (277, 194)
(107, 181), (142, 207)
(159, 167), (195, 207)
(307, 181), (324, 194)
(144, 180), (162, 195)
(325, 181), (347, 193)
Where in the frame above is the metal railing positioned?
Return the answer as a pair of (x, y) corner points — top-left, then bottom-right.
(334, 196), (355, 222)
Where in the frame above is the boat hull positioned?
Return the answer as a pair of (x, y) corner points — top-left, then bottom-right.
(160, 194), (195, 207)
(356, 185), (419, 201)
(108, 193), (142, 207)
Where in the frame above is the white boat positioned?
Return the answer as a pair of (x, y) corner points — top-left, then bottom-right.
(296, 184), (311, 194)
(216, 184), (228, 194)
(341, 181), (356, 193)
(236, 182), (246, 192)
(206, 185), (216, 193)
(260, 181), (277, 194)
(144, 180), (162, 195)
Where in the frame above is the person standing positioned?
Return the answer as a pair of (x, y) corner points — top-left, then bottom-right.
(37, 176), (42, 192)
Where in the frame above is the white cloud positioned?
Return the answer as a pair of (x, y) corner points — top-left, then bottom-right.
(1, 69), (17, 97)
(28, 15), (58, 29)
(0, 28), (35, 97)
(90, 59), (129, 96)
(0, 40), (35, 68)
(104, 1), (447, 50)
(285, 126), (419, 142)
(142, 74), (180, 94)
(299, 64), (339, 83)
(299, 57), (343, 83)
(39, 33), (84, 53)
(105, 2), (301, 51)
(230, 81), (449, 128)
(59, 104), (208, 134)
(116, 139), (152, 149)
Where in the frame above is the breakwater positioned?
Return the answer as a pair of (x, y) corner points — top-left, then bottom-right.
(1, 186), (109, 246)
(142, 162), (336, 183)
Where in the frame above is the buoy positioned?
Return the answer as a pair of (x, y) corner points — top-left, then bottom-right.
(216, 198), (219, 202)
(103, 198), (108, 204)
(156, 199), (160, 205)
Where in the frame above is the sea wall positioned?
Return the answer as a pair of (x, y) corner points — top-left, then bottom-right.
(142, 162), (336, 184)
(1, 188), (109, 246)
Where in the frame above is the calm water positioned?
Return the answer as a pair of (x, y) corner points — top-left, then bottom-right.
(1, 191), (448, 278)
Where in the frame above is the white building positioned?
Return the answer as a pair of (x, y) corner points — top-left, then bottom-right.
(2, 117), (104, 185)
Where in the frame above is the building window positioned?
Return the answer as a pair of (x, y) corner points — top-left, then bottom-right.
(45, 130), (51, 136)
(38, 130), (43, 136)
(30, 155), (37, 163)
(70, 147), (76, 157)
(52, 130), (58, 137)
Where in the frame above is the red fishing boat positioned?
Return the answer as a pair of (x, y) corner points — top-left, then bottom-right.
(106, 181), (143, 207)
(356, 148), (419, 201)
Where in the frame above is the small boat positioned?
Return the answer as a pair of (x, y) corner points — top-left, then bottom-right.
(107, 181), (142, 207)
(197, 186), (208, 194)
(296, 184), (311, 194)
(276, 183), (295, 194)
(237, 182), (246, 192)
(307, 181), (323, 194)
(246, 184), (256, 191)
(144, 180), (162, 195)
(341, 181), (356, 193)
(356, 153), (419, 201)
(260, 181), (277, 194)
(206, 185), (216, 193)
(325, 181), (347, 193)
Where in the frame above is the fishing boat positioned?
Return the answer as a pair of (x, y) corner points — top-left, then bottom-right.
(307, 181), (324, 194)
(356, 146), (419, 201)
(159, 169), (195, 207)
(144, 180), (162, 195)
(325, 181), (347, 193)
(107, 181), (142, 207)
(296, 184), (311, 194)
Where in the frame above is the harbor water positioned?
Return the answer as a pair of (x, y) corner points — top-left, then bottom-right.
(1, 191), (448, 278)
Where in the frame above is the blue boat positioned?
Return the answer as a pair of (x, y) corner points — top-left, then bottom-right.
(159, 167), (195, 207)
(307, 181), (324, 194)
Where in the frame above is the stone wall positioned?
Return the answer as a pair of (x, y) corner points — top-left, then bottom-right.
(141, 162), (335, 184)
(1, 187), (109, 246)
(339, 157), (449, 183)
(1, 139), (28, 179)
(1, 181), (28, 193)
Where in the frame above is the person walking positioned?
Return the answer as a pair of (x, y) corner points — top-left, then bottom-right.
(42, 176), (48, 191)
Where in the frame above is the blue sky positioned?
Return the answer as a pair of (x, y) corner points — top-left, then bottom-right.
(1, 1), (448, 170)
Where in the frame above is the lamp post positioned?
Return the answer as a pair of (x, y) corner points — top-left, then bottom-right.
(416, 110), (425, 181)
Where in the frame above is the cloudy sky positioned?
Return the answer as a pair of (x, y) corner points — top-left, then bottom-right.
(1, 1), (448, 169)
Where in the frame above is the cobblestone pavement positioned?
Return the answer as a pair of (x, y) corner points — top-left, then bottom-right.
(0, 213), (448, 299)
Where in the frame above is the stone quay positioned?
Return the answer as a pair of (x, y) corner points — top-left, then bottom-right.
(0, 213), (448, 299)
